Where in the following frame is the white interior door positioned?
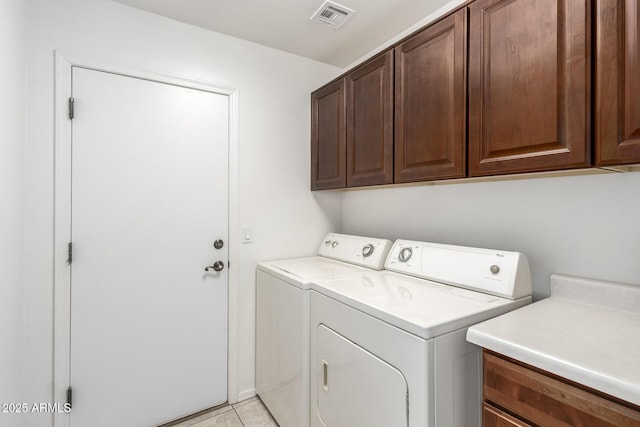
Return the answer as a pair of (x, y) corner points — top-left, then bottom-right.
(69, 67), (229, 427)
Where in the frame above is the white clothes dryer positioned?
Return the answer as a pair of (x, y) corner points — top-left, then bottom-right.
(309, 240), (533, 427)
(256, 233), (393, 427)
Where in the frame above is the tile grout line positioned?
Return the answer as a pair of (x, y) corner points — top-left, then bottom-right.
(233, 405), (246, 427)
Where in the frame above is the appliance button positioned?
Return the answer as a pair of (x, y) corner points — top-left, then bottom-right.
(362, 244), (374, 257)
(325, 240), (332, 246)
(331, 241), (339, 248)
(490, 265), (500, 274)
(399, 247), (413, 262)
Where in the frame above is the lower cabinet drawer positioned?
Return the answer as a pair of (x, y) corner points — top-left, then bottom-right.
(483, 351), (640, 427)
(483, 403), (532, 427)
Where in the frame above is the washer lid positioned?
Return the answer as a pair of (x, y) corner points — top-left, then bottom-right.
(311, 270), (531, 339)
(258, 257), (365, 289)
(270, 257), (363, 279)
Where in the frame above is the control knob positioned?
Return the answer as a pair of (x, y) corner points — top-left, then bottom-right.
(398, 247), (413, 262)
(362, 244), (374, 258)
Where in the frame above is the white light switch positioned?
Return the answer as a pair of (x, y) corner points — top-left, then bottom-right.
(242, 226), (253, 243)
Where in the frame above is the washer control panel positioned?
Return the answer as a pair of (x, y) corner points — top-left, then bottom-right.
(385, 241), (422, 273)
(385, 239), (532, 300)
(318, 233), (393, 270)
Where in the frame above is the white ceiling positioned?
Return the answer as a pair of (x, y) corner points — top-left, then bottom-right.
(110, 0), (453, 67)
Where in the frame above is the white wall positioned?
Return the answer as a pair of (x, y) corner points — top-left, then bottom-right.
(342, 172), (640, 300)
(0, 0), (26, 425)
(24, 0), (341, 424)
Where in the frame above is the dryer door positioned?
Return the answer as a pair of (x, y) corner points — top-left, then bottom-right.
(316, 325), (408, 427)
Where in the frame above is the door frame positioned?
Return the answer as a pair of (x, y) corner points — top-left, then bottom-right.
(53, 51), (241, 426)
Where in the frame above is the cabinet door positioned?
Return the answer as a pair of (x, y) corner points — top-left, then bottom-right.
(595, 0), (640, 165)
(483, 403), (533, 427)
(311, 79), (346, 190)
(468, 0), (590, 176)
(394, 9), (467, 183)
(346, 51), (394, 187)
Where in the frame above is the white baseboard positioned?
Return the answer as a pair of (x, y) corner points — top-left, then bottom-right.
(235, 388), (256, 404)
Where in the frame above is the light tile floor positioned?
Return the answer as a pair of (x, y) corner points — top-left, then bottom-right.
(170, 397), (279, 427)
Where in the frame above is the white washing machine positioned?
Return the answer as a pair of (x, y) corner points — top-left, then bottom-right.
(309, 239), (533, 427)
(256, 233), (393, 427)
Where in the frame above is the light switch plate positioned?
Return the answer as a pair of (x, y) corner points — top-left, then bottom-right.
(242, 226), (253, 243)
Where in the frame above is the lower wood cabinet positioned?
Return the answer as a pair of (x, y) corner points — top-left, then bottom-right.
(483, 403), (533, 427)
(483, 351), (640, 427)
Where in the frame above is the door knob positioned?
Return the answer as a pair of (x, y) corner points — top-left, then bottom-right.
(205, 261), (225, 272)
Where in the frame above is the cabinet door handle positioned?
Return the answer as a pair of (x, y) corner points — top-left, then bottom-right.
(322, 359), (329, 392)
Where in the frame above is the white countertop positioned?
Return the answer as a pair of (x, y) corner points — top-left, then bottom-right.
(467, 274), (640, 406)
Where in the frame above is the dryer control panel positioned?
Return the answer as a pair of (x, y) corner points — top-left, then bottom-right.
(318, 233), (393, 270)
(385, 240), (532, 300)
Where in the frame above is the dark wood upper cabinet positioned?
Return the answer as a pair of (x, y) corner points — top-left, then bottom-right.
(395, 9), (467, 182)
(595, 0), (640, 165)
(346, 51), (394, 187)
(311, 79), (346, 190)
(468, 0), (590, 176)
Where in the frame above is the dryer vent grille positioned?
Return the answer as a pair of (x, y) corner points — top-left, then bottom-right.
(310, 1), (356, 29)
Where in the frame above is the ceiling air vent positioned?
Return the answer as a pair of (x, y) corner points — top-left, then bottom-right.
(310, 1), (356, 29)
